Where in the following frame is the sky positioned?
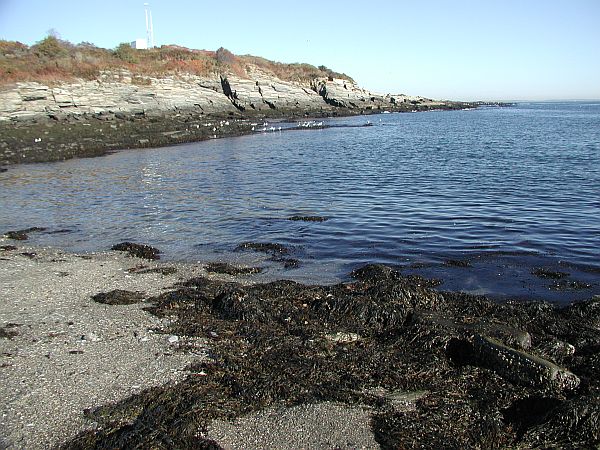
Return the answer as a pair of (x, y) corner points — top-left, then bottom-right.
(0, 0), (599, 101)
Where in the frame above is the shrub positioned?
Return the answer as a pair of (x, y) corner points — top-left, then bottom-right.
(32, 36), (67, 58)
(114, 43), (138, 63)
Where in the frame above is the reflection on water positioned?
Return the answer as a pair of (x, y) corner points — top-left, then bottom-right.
(1, 103), (599, 302)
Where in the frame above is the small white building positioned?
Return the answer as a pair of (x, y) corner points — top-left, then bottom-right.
(130, 38), (147, 50)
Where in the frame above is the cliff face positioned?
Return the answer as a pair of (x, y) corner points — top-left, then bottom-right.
(0, 67), (441, 122)
(0, 61), (470, 166)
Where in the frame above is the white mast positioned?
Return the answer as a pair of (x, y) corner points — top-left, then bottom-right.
(144, 3), (154, 48)
(149, 8), (155, 48)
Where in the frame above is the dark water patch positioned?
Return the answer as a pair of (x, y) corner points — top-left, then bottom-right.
(111, 242), (161, 260)
(502, 396), (563, 438)
(43, 228), (74, 235)
(404, 251), (600, 303)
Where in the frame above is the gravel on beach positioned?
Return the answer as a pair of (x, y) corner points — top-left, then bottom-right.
(0, 244), (206, 449)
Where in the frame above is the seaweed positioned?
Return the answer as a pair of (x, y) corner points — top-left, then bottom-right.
(91, 290), (145, 305)
(3, 227), (47, 240)
(235, 242), (289, 255)
(532, 268), (570, 279)
(127, 265), (178, 276)
(205, 262), (262, 276)
(288, 216), (328, 222)
(60, 265), (600, 449)
(111, 242), (161, 260)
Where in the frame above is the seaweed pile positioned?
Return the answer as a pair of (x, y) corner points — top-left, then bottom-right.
(111, 242), (161, 260)
(62, 264), (599, 449)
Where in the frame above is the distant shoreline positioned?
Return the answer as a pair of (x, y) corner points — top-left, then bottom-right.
(0, 104), (478, 167)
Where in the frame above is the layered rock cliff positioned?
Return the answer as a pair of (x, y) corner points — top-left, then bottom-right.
(0, 42), (472, 165)
(0, 67), (446, 122)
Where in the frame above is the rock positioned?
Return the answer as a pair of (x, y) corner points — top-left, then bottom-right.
(168, 335), (179, 344)
(470, 335), (580, 391)
(538, 339), (576, 361)
(83, 332), (100, 342)
(363, 387), (429, 412)
(324, 332), (361, 344)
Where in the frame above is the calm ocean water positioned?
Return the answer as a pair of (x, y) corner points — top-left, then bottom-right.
(1, 102), (599, 302)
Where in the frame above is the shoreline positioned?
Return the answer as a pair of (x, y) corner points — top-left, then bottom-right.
(0, 103), (476, 167)
(1, 243), (598, 448)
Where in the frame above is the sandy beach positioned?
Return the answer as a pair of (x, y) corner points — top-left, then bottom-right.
(0, 243), (384, 449)
(0, 244), (211, 448)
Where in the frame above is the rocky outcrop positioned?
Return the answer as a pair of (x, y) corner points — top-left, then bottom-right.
(0, 68), (455, 122)
(0, 70), (238, 121)
(0, 68), (473, 165)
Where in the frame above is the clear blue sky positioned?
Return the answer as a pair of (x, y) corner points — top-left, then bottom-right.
(1, 0), (599, 101)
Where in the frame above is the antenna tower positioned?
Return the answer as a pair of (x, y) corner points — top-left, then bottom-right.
(144, 3), (155, 48)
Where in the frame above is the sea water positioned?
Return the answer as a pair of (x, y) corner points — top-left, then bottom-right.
(1, 102), (599, 302)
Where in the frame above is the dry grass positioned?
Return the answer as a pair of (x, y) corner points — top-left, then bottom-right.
(0, 36), (352, 85)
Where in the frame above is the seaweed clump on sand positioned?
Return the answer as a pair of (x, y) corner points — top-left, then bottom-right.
(205, 262), (262, 276)
(111, 242), (161, 260)
(91, 290), (145, 305)
(61, 264), (600, 449)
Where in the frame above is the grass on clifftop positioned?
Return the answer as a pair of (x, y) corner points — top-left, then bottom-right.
(0, 36), (353, 86)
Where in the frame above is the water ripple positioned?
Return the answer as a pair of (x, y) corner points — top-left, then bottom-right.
(1, 102), (599, 286)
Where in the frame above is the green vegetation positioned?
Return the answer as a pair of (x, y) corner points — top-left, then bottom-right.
(0, 35), (353, 85)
